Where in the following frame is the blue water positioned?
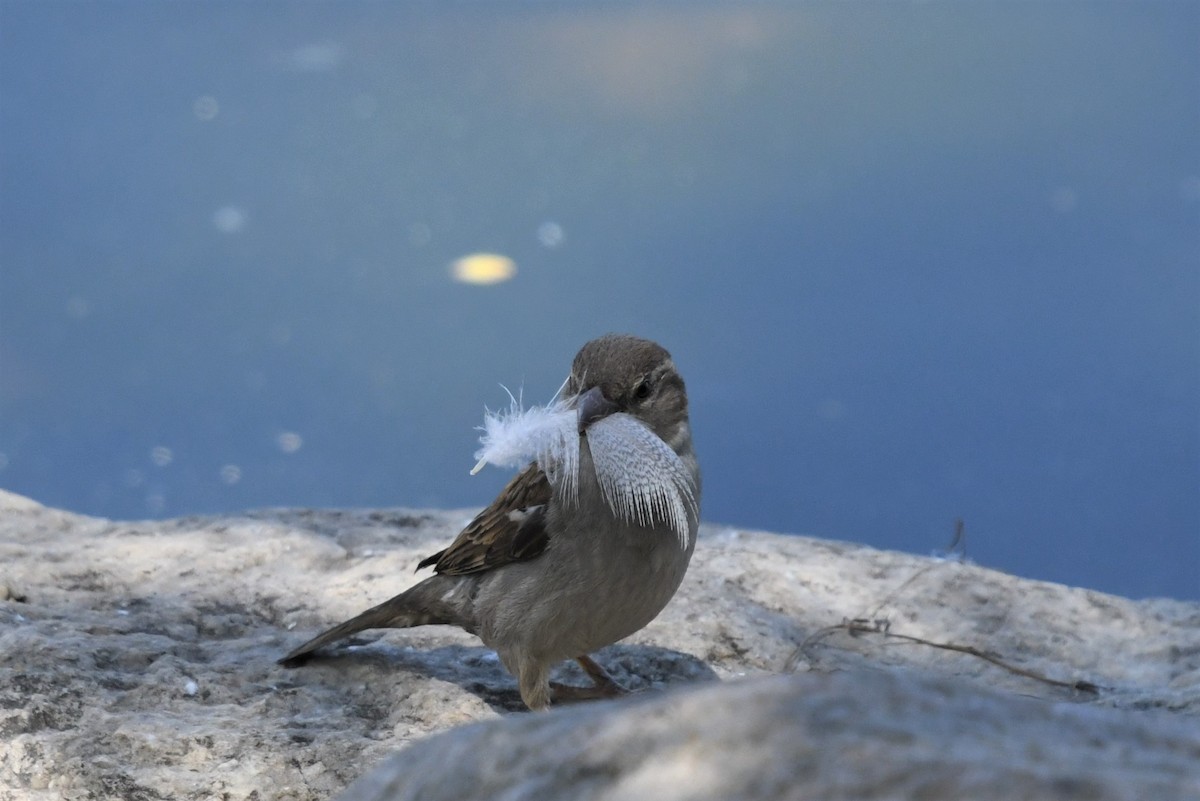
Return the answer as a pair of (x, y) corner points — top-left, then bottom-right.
(2, 3), (1197, 600)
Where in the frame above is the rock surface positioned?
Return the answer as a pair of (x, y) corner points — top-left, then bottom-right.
(341, 671), (1200, 801)
(0, 488), (1197, 800)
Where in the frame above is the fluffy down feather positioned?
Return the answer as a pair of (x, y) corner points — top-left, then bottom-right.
(471, 401), (696, 546)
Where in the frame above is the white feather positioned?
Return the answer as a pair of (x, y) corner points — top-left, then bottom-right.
(472, 398), (579, 497)
(586, 414), (698, 548)
(471, 399), (696, 546)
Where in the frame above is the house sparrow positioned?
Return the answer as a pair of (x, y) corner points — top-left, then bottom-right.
(279, 334), (701, 710)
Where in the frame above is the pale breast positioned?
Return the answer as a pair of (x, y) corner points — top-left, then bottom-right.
(473, 498), (697, 663)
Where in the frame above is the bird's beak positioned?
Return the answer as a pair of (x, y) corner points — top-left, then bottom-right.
(576, 386), (619, 435)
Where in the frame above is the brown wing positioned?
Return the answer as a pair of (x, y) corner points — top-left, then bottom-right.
(416, 462), (553, 576)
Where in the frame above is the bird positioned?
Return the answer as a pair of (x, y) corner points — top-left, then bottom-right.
(278, 334), (701, 710)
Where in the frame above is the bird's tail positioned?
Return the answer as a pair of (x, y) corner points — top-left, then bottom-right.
(277, 575), (471, 666)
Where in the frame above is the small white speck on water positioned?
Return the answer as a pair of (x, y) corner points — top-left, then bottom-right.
(537, 221), (565, 248)
(276, 432), (303, 454)
(192, 95), (219, 121)
(213, 205), (247, 233)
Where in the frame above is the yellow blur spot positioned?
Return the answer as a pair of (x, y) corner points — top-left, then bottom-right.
(450, 253), (517, 285)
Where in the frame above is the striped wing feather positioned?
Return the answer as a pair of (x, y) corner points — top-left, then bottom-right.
(416, 462), (552, 576)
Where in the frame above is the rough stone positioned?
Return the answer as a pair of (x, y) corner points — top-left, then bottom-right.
(341, 671), (1200, 801)
(0, 488), (1197, 800)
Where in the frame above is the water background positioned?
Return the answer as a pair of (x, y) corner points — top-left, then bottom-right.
(2, 3), (1197, 600)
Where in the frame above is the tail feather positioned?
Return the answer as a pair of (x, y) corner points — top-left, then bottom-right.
(278, 576), (472, 666)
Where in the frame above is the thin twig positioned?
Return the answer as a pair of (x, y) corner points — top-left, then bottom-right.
(800, 618), (1099, 694)
(865, 518), (966, 620)
(786, 519), (1100, 695)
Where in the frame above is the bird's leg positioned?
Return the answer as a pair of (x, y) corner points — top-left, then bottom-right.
(517, 658), (552, 711)
(549, 654), (630, 704)
(577, 654), (628, 696)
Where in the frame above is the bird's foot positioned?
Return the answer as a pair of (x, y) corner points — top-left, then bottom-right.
(577, 654), (629, 696)
(549, 681), (628, 704)
(549, 655), (630, 704)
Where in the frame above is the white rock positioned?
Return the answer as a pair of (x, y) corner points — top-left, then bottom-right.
(0, 492), (1195, 801)
(339, 671), (1200, 801)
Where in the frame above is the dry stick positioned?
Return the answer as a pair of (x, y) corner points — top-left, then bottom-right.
(864, 518), (967, 621)
(786, 520), (1101, 695)
(792, 619), (1099, 694)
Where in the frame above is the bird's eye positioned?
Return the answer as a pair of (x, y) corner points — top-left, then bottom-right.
(633, 380), (652, 401)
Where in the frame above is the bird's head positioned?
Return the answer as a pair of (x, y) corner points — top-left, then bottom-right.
(567, 334), (690, 453)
